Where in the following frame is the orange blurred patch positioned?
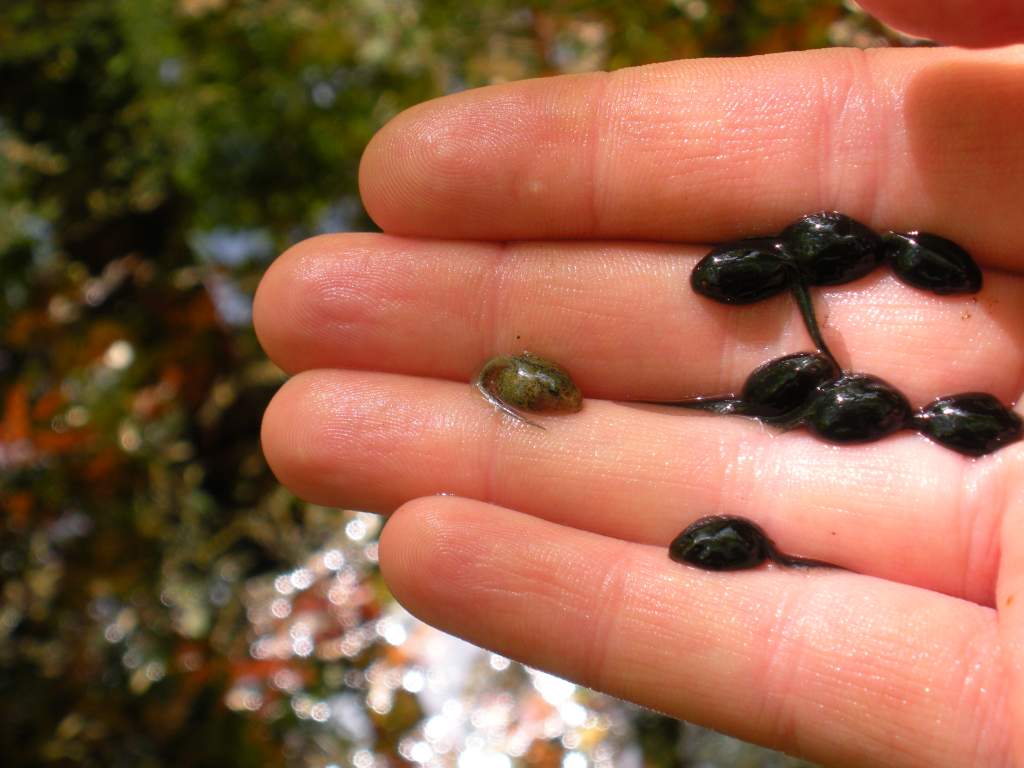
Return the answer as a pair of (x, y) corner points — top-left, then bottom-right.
(1, 384), (31, 443)
(5, 491), (33, 529)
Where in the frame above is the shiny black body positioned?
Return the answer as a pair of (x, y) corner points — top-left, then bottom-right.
(664, 354), (912, 444)
(914, 393), (1023, 456)
(780, 211), (886, 286)
(669, 516), (770, 570)
(741, 352), (840, 418)
(883, 231), (983, 294)
(801, 373), (913, 443)
(671, 352), (838, 420)
(690, 212), (984, 367)
(690, 239), (791, 304)
(658, 354), (1023, 456)
(669, 515), (835, 571)
(693, 213), (982, 303)
(676, 213), (1012, 455)
(691, 237), (836, 360)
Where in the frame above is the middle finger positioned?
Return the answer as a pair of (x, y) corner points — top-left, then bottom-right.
(255, 232), (1024, 404)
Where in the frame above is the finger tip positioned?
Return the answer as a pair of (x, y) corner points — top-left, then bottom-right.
(253, 238), (327, 373)
(359, 98), (459, 235)
(255, 232), (401, 373)
(260, 374), (312, 493)
(358, 124), (398, 232)
(358, 75), (607, 238)
(260, 373), (360, 506)
(379, 496), (486, 615)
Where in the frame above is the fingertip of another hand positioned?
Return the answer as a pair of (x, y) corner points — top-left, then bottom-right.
(855, 0), (1024, 48)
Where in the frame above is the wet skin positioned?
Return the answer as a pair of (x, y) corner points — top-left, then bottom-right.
(669, 515), (837, 571)
(474, 352), (582, 428)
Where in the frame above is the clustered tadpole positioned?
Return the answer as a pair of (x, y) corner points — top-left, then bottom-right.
(464, 211), (1021, 575)
(662, 352), (1022, 454)
(667, 211), (1019, 572)
(678, 210), (1020, 457)
(690, 211), (983, 364)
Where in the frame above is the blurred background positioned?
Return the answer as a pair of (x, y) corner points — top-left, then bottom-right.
(0, 1), (909, 766)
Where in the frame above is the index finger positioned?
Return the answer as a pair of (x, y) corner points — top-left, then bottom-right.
(359, 46), (1024, 270)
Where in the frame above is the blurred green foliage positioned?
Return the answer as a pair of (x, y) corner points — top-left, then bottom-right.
(0, 1), (892, 765)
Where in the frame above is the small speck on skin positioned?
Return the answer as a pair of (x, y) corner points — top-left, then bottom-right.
(1007, 594), (1015, 607)
(524, 178), (546, 196)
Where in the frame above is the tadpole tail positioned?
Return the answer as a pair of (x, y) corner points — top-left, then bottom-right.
(789, 278), (837, 367)
(757, 534), (843, 571)
(771, 553), (843, 570)
(648, 396), (746, 415)
(644, 398), (810, 428)
(644, 397), (788, 418)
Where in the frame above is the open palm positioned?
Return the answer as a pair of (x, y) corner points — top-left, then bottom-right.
(255, 4), (1024, 765)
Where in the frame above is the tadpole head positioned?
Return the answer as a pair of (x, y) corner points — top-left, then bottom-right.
(690, 239), (791, 304)
(780, 211), (886, 286)
(802, 373), (913, 444)
(883, 232), (982, 294)
(740, 352), (840, 418)
(915, 393), (1022, 456)
(669, 516), (772, 571)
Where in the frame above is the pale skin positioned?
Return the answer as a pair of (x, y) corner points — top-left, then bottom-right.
(254, 0), (1024, 765)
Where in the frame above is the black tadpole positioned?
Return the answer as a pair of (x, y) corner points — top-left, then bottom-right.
(914, 393), (1023, 456)
(669, 516), (837, 572)
(651, 351), (837, 423)
(780, 211), (887, 287)
(690, 212), (984, 369)
(691, 238), (837, 364)
(799, 373), (913, 443)
(647, 352), (1021, 456)
(883, 232), (982, 294)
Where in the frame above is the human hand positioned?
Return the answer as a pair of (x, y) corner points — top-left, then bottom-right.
(255, 2), (1024, 765)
